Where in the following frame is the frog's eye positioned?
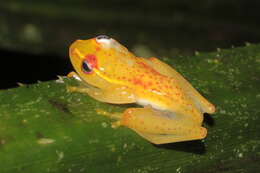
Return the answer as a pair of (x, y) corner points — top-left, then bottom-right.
(95, 35), (111, 44)
(82, 60), (92, 74)
(81, 54), (98, 73)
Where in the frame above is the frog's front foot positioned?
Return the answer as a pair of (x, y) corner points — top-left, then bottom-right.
(67, 71), (82, 81)
(66, 86), (94, 98)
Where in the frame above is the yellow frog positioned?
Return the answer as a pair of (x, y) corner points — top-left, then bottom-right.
(67, 35), (215, 144)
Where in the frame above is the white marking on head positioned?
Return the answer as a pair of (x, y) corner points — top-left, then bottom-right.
(95, 35), (112, 45)
(95, 35), (120, 50)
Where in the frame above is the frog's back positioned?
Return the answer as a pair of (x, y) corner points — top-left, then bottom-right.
(114, 58), (190, 109)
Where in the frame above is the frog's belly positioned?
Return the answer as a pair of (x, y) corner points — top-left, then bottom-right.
(136, 98), (168, 111)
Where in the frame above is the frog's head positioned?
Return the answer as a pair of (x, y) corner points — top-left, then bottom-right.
(69, 35), (135, 88)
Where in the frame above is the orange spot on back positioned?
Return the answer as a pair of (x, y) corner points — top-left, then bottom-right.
(137, 61), (161, 75)
(132, 78), (145, 88)
(95, 47), (101, 51)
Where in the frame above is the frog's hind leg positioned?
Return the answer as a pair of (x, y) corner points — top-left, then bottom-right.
(144, 57), (215, 114)
(120, 107), (207, 144)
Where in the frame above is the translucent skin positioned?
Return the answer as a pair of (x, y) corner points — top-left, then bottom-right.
(68, 36), (215, 144)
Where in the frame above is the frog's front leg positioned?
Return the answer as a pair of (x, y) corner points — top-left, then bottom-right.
(67, 71), (92, 95)
(67, 72), (136, 104)
(104, 107), (207, 144)
(67, 85), (137, 104)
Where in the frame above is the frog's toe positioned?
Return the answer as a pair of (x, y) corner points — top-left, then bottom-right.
(199, 127), (207, 139)
(66, 86), (73, 92)
(66, 86), (77, 93)
(207, 103), (216, 114)
(111, 121), (122, 128)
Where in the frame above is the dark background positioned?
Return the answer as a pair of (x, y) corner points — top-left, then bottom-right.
(1, 0), (260, 89)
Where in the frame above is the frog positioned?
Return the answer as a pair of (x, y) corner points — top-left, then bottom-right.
(67, 35), (215, 144)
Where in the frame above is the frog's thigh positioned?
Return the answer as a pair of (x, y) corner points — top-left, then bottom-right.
(145, 58), (215, 114)
(68, 85), (136, 104)
(121, 107), (207, 144)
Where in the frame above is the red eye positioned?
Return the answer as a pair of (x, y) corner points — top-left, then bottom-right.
(81, 54), (98, 74)
(82, 60), (92, 73)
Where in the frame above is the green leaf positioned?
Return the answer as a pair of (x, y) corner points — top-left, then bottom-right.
(0, 44), (259, 173)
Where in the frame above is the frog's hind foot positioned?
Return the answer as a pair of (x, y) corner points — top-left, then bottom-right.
(133, 128), (207, 144)
(96, 109), (123, 128)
